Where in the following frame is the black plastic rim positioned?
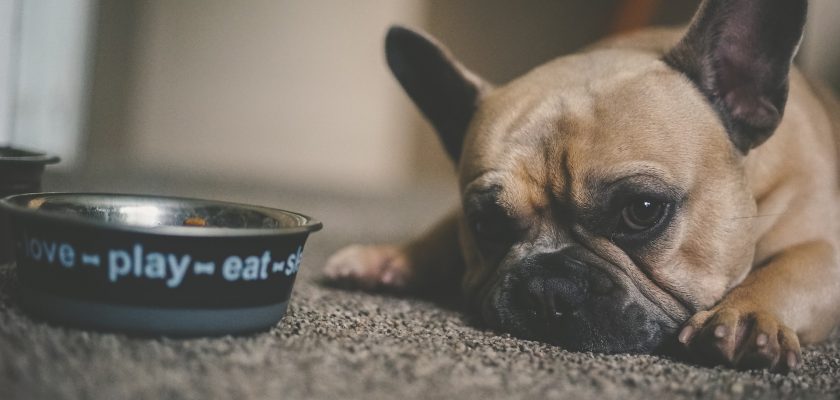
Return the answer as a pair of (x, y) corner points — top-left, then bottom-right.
(0, 146), (61, 165)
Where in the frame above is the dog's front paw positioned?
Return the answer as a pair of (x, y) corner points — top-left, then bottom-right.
(323, 244), (413, 291)
(678, 304), (801, 372)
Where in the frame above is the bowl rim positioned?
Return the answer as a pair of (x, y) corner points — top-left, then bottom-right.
(0, 192), (323, 237)
(0, 146), (60, 165)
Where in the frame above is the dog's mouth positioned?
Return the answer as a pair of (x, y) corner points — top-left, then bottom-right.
(474, 254), (680, 354)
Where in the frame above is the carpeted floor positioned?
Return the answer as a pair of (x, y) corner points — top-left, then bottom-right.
(1, 177), (839, 399)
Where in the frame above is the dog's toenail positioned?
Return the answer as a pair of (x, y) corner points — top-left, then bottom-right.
(786, 351), (798, 369)
(678, 326), (694, 344)
(756, 333), (768, 347)
(714, 325), (727, 338)
(381, 271), (394, 284)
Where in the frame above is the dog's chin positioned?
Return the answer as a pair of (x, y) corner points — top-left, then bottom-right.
(482, 282), (673, 354)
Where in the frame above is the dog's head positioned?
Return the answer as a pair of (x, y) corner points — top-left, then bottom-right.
(386, 0), (807, 353)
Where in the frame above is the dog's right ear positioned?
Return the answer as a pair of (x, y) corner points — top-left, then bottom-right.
(386, 26), (490, 163)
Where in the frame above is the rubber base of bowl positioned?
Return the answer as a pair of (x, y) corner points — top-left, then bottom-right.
(19, 288), (289, 337)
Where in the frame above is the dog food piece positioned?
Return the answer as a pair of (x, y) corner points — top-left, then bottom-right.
(183, 217), (208, 227)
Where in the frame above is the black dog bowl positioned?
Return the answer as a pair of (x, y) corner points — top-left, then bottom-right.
(0, 147), (60, 263)
(0, 193), (322, 337)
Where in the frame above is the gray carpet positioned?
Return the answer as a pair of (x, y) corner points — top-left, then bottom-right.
(1, 180), (839, 399)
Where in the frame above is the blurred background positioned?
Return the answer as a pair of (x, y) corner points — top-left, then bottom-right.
(1, 0), (839, 240)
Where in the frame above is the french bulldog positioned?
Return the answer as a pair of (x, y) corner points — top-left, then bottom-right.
(325, 0), (840, 371)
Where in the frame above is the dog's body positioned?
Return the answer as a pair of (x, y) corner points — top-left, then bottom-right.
(326, 0), (840, 371)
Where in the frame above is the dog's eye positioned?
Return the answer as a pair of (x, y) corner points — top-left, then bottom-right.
(470, 206), (519, 242)
(472, 215), (510, 241)
(620, 199), (666, 231)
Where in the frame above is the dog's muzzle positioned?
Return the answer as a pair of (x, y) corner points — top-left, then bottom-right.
(488, 247), (674, 354)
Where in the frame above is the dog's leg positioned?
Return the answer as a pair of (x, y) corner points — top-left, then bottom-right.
(679, 240), (840, 371)
(324, 210), (464, 293)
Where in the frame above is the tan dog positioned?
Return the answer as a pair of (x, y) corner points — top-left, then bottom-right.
(325, 0), (840, 371)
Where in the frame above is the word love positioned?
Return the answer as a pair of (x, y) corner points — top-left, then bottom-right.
(22, 236), (76, 268)
(21, 235), (303, 289)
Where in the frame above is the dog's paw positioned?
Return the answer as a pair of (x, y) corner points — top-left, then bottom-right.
(678, 305), (801, 372)
(323, 244), (413, 291)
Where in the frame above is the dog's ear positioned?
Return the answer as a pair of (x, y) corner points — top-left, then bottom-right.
(386, 26), (490, 162)
(665, 0), (807, 153)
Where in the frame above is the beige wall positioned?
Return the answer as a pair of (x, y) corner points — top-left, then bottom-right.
(113, 0), (424, 193)
(801, 0), (840, 89)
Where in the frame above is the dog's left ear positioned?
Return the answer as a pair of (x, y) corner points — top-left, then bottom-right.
(665, 0), (807, 153)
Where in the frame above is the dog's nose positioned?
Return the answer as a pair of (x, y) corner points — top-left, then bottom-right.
(518, 275), (587, 320)
(517, 253), (590, 320)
